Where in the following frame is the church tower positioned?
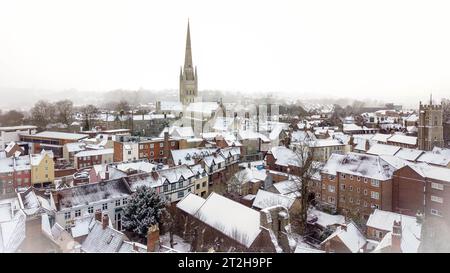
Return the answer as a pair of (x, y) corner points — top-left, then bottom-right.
(179, 20), (198, 105)
(418, 94), (444, 151)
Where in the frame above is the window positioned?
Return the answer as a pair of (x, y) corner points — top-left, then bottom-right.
(177, 191), (184, 198)
(202, 182), (206, 187)
(102, 203), (108, 210)
(116, 200), (120, 206)
(364, 201), (368, 207)
(357, 187), (361, 193)
(349, 185), (353, 191)
(357, 176), (361, 181)
(350, 175), (353, 180)
(139, 144), (144, 149)
(159, 143), (164, 148)
(150, 151), (154, 156)
(373, 204), (380, 209)
(322, 184), (326, 190)
(356, 199), (360, 205)
(340, 174), (346, 179)
(431, 182), (444, 191)
(139, 153), (143, 158)
(159, 151), (164, 156)
(122, 199), (128, 205)
(171, 184), (176, 190)
(340, 184), (346, 191)
(171, 142), (175, 147)
(371, 191), (379, 200)
(328, 185), (335, 193)
(75, 210), (81, 217)
(340, 196), (345, 203)
(196, 184), (200, 189)
(328, 196), (336, 204)
(150, 144), (154, 149)
(431, 209), (443, 217)
(163, 185), (168, 192)
(364, 178), (368, 183)
(88, 207), (93, 214)
(349, 197), (353, 203)
(431, 195), (443, 203)
(328, 175), (335, 181)
(64, 212), (71, 220)
(128, 151), (131, 155)
(178, 181), (183, 188)
(371, 179), (380, 187)
(364, 189), (368, 196)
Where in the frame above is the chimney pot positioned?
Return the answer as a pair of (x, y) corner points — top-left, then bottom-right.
(102, 213), (109, 229)
(147, 224), (160, 252)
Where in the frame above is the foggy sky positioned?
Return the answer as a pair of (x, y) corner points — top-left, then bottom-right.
(1, 0), (450, 106)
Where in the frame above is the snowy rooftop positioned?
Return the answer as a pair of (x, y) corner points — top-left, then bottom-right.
(176, 193), (206, 215)
(238, 130), (271, 142)
(308, 208), (345, 229)
(171, 148), (217, 166)
(394, 148), (424, 161)
(367, 143), (401, 156)
(322, 152), (395, 181)
(271, 180), (298, 195)
(253, 190), (296, 210)
(65, 142), (86, 153)
(56, 179), (132, 210)
(74, 148), (114, 157)
(194, 193), (261, 248)
(81, 220), (127, 253)
(417, 147), (450, 166)
(321, 222), (367, 253)
(387, 134), (417, 146)
(126, 164), (195, 190)
(367, 209), (421, 253)
(29, 131), (89, 140)
(270, 146), (302, 167)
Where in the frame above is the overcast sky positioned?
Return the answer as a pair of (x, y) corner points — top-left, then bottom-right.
(1, 0), (450, 105)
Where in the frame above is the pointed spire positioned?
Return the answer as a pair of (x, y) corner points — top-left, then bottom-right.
(184, 19), (193, 69)
(430, 93), (433, 105)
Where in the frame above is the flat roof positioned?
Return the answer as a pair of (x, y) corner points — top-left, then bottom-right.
(23, 131), (89, 140)
(0, 125), (37, 131)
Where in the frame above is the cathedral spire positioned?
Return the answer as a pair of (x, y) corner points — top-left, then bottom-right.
(184, 19), (193, 69)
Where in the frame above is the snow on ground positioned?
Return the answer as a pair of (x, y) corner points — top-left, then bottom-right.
(160, 233), (191, 253)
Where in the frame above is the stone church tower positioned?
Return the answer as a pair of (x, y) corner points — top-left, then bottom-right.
(179, 20), (198, 105)
(418, 95), (444, 151)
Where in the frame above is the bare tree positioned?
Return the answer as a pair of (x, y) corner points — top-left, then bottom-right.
(30, 100), (56, 129)
(80, 104), (99, 130)
(289, 142), (320, 235)
(54, 99), (74, 125)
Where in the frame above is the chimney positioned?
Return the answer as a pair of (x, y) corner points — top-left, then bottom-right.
(95, 210), (102, 222)
(104, 165), (110, 181)
(163, 132), (170, 161)
(364, 139), (370, 151)
(151, 167), (159, 180)
(102, 213), (109, 230)
(132, 243), (138, 252)
(324, 240), (331, 253)
(147, 224), (160, 252)
(391, 220), (402, 253)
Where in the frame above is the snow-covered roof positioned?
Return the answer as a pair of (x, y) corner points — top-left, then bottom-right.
(269, 146), (302, 167)
(159, 126), (195, 138)
(371, 133), (391, 143)
(71, 216), (96, 238)
(0, 155), (31, 173)
(271, 180), (298, 195)
(343, 123), (372, 132)
(74, 148), (114, 157)
(158, 101), (183, 112)
(126, 164), (195, 190)
(81, 220), (127, 253)
(111, 161), (162, 174)
(194, 193), (261, 248)
(387, 134), (417, 146)
(290, 130), (316, 143)
(394, 148), (424, 161)
(56, 179), (132, 210)
(186, 102), (220, 114)
(367, 209), (421, 253)
(252, 190), (296, 210)
(238, 130), (271, 142)
(309, 139), (344, 147)
(29, 131), (89, 140)
(171, 148), (217, 166)
(321, 222), (367, 253)
(367, 143), (401, 156)
(30, 150), (53, 166)
(417, 147), (450, 167)
(322, 152), (395, 181)
(65, 142), (86, 153)
(308, 208), (345, 229)
(0, 201), (26, 253)
(176, 193), (206, 215)
(409, 162), (450, 183)
(232, 167), (268, 185)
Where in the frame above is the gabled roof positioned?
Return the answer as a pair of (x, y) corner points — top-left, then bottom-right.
(321, 222), (367, 253)
(81, 220), (127, 253)
(176, 193), (206, 215)
(367, 143), (401, 156)
(252, 190), (296, 210)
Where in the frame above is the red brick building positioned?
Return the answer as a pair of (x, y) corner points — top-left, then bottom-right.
(392, 163), (450, 222)
(0, 156), (32, 195)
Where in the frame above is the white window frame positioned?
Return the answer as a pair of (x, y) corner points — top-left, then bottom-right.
(431, 195), (443, 204)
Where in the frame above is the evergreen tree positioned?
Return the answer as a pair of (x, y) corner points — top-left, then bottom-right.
(122, 186), (167, 240)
